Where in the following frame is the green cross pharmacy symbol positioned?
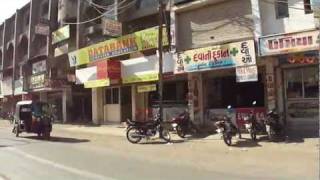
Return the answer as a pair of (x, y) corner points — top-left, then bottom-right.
(184, 56), (192, 64)
(230, 48), (239, 56)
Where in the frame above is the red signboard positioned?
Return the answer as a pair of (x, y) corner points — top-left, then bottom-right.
(236, 107), (266, 125)
(90, 60), (121, 80)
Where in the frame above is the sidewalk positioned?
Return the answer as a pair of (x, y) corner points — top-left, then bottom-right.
(53, 123), (127, 137)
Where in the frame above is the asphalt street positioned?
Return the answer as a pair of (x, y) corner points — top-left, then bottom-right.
(0, 122), (318, 180)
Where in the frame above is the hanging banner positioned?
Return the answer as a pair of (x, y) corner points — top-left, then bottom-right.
(236, 65), (258, 83)
(259, 30), (320, 56)
(137, 84), (157, 93)
(84, 79), (110, 88)
(52, 25), (70, 44)
(68, 26), (168, 67)
(174, 40), (256, 74)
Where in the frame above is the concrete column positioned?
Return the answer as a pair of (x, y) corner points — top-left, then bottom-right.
(92, 88), (104, 125)
(62, 88), (72, 123)
(39, 92), (48, 102)
(265, 58), (276, 111)
(188, 72), (204, 125)
(131, 85), (136, 121)
(250, 0), (262, 39)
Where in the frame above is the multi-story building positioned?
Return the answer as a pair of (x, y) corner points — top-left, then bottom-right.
(0, 0), (318, 137)
(258, 0), (319, 136)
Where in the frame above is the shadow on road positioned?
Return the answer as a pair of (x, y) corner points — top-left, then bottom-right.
(232, 138), (262, 148)
(23, 136), (90, 143)
(139, 139), (185, 145)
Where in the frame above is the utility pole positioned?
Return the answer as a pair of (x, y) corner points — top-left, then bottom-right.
(158, 0), (165, 123)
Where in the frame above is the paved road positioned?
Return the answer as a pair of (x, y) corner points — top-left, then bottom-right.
(0, 122), (318, 180)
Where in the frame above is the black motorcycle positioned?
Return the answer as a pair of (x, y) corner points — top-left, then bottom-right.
(265, 109), (284, 141)
(171, 111), (198, 138)
(126, 114), (171, 144)
(243, 101), (266, 141)
(214, 106), (239, 146)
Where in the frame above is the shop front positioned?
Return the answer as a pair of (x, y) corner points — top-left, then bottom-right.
(121, 52), (186, 122)
(259, 29), (319, 136)
(175, 39), (266, 128)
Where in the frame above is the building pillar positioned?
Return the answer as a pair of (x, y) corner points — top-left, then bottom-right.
(62, 88), (72, 123)
(188, 72), (204, 126)
(39, 92), (47, 102)
(265, 59), (276, 111)
(92, 88), (103, 125)
(131, 85), (136, 121)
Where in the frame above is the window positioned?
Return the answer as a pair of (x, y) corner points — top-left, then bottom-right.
(286, 66), (319, 99)
(275, 0), (289, 19)
(105, 88), (119, 104)
(304, 0), (313, 14)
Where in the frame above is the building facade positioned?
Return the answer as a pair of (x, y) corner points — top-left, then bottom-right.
(0, 0), (318, 136)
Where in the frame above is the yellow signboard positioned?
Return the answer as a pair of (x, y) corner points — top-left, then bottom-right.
(68, 26), (168, 67)
(52, 25), (70, 44)
(122, 73), (159, 84)
(84, 79), (110, 88)
(137, 84), (157, 93)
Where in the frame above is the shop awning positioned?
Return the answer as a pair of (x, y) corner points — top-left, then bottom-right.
(121, 53), (174, 84)
(75, 60), (121, 88)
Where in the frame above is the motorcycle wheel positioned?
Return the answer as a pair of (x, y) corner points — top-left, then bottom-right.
(223, 133), (232, 146)
(126, 127), (142, 144)
(43, 127), (51, 140)
(161, 129), (171, 143)
(176, 125), (186, 138)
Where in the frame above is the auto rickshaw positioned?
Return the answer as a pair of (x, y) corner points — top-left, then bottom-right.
(12, 100), (53, 139)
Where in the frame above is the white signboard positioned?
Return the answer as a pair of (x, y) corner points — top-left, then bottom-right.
(75, 66), (97, 84)
(32, 60), (46, 74)
(236, 65), (258, 83)
(174, 40), (256, 74)
(35, 24), (50, 36)
(259, 30), (320, 56)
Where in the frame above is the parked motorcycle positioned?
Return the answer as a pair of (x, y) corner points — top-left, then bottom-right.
(171, 111), (198, 138)
(243, 101), (266, 141)
(126, 114), (171, 144)
(265, 109), (284, 141)
(214, 105), (239, 146)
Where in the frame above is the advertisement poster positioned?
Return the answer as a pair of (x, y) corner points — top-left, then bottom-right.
(174, 40), (256, 74)
(32, 60), (46, 75)
(68, 26), (168, 67)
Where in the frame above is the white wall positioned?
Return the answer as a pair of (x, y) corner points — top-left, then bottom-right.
(260, 0), (316, 35)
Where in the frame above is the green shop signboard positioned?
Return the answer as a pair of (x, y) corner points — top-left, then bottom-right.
(68, 26), (168, 67)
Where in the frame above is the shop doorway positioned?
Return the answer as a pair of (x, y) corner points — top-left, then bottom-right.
(121, 86), (132, 122)
(283, 66), (319, 136)
(104, 87), (121, 123)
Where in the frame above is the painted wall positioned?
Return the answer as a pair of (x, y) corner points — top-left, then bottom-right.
(260, 0), (316, 35)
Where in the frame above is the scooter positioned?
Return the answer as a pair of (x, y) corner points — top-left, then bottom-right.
(265, 109), (284, 141)
(215, 105), (239, 146)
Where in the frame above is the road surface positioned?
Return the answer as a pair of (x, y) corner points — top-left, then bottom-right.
(0, 122), (318, 180)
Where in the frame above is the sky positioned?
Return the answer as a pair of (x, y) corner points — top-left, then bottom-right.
(0, 0), (29, 23)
